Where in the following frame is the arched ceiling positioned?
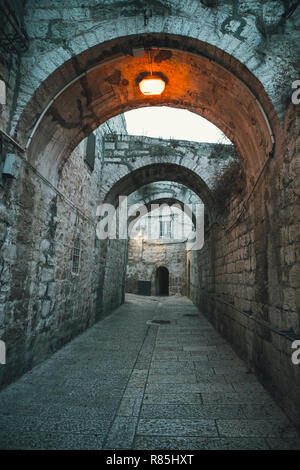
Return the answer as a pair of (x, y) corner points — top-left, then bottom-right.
(127, 182), (203, 227)
(18, 34), (279, 184)
(128, 198), (197, 229)
(128, 182), (202, 207)
(103, 163), (215, 222)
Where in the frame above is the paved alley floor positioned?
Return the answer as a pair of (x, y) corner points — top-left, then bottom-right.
(0, 294), (299, 450)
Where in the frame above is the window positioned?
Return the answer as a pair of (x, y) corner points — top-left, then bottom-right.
(72, 234), (81, 274)
(84, 133), (96, 171)
(159, 220), (173, 238)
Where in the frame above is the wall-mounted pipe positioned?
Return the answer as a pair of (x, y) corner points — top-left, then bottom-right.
(0, 128), (25, 153)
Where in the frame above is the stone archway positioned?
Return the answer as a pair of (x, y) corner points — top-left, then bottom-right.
(16, 34), (278, 184)
(127, 198), (198, 232)
(103, 163), (215, 219)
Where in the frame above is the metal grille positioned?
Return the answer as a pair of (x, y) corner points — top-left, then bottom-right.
(159, 220), (172, 238)
(72, 235), (81, 274)
(138, 280), (151, 296)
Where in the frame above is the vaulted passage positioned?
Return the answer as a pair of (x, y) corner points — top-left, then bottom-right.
(0, 295), (299, 450)
(0, 0), (300, 450)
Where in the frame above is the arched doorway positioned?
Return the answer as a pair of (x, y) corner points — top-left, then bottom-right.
(156, 267), (169, 296)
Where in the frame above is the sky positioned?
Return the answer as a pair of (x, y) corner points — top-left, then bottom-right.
(124, 106), (230, 144)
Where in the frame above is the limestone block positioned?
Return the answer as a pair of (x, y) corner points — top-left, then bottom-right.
(41, 300), (51, 318)
(38, 283), (47, 298)
(41, 267), (55, 283)
(1, 243), (16, 263)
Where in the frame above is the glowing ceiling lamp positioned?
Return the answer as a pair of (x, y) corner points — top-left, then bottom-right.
(138, 49), (166, 96)
(139, 77), (165, 95)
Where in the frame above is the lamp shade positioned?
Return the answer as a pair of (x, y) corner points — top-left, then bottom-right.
(139, 77), (165, 95)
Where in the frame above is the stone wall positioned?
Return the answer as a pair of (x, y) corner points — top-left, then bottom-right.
(102, 134), (237, 191)
(0, 114), (128, 389)
(126, 238), (187, 296)
(189, 104), (300, 427)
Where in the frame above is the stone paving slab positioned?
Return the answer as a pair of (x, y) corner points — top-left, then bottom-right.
(266, 438), (300, 450)
(140, 404), (245, 419)
(137, 418), (219, 437)
(133, 436), (270, 450)
(195, 373), (228, 383)
(145, 382), (236, 394)
(150, 360), (196, 370)
(117, 397), (143, 417)
(200, 391), (276, 405)
(0, 431), (105, 450)
(216, 418), (299, 438)
(0, 294), (299, 450)
(143, 393), (202, 405)
(241, 404), (289, 419)
(103, 417), (138, 450)
(223, 372), (262, 384)
(0, 413), (113, 435)
(147, 374), (197, 384)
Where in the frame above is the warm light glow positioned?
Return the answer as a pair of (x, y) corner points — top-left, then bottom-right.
(139, 77), (165, 96)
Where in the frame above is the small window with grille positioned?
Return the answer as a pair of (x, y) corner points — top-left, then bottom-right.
(72, 234), (81, 274)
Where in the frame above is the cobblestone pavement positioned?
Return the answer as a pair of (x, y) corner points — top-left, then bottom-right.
(0, 294), (299, 450)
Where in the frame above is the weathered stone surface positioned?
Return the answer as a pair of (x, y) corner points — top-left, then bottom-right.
(0, 114), (127, 390)
(190, 106), (300, 429)
(1, 0), (298, 137)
